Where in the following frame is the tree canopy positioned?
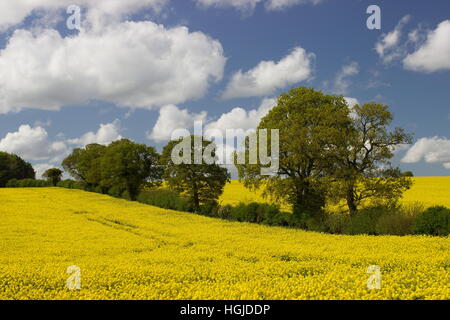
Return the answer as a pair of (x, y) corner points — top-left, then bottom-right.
(42, 168), (64, 186)
(0, 152), (35, 187)
(236, 87), (352, 220)
(161, 136), (230, 212)
(235, 87), (413, 219)
(62, 139), (162, 200)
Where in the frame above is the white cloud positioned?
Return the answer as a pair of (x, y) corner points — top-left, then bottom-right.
(403, 20), (450, 72)
(401, 136), (450, 169)
(223, 47), (314, 99)
(265, 0), (322, 10)
(0, 0), (167, 30)
(148, 105), (207, 142)
(0, 121), (125, 177)
(0, 125), (67, 162)
(148, 98), (277, 167)
(344, 97), (359, 108)
(375, 15), (411, 64)
(195, 0), (322, 12)
(205, 97), (276, 133)
(334, 62), (359, 95)
(0, 21), (226, 114)
(68, 120), (122, 147)
(33, 163), (58, 180)
(195, 0), (264, 12)
(205, 98), (277, 164)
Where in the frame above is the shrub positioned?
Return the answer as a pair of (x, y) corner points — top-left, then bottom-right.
(375, 213), (414, 236)
(137, 189), (194, 212)
(199, 201), (219, 216)
(108, 186), (125, 198)
(214, 205), (233, 220)
(343, 206), (387, 235)
(6, 178), (50, 188)
(5, 179), (18, 187)
(94, 185), (105, 194)
(229, 202), (281, 224)
(412, 206), (450, 236)
(324, 213), (351, 234)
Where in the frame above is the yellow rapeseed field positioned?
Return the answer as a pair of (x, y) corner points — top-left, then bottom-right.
(220, 177), (450, 210)
(0, 183), (448, 300)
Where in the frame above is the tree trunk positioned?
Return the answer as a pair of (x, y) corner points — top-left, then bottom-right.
(193, 190), (200, 212)
(346, 187), (357, 216)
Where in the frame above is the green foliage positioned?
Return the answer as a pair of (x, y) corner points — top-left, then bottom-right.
(324, 213), (351, 234)
(137, 189), (194, 212)
(375, 213), (415, 236)
(6, 178), (50, 188)
(331, 103), (413, 215)
(108, 185), (126, 198)
(100, 139), (162, 200)
(412, 206), (450, 236)
(42, 168), (63, 186)
(402, 171), (414, 177)
(235, 87), (352, 218)
(0, 152), (35, 187)
(161, 136), (230, 212)
(62, 139), (162, 200)
(57, 179), (86, 190)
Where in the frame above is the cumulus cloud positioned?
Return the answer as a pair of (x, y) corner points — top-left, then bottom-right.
(205, 97), (276, 133)
(148, 105), (207, 142)
(401, 137), (450, 169)
(223, 47), (314, 99)
(148, 98), (277, 166)
(67, 120), (122, 146)
(375, 15), (411, 64)
(195, 0), (322, 12)
(333, 62), (359, 95)
(0, 0), (167, 30)
(195, 0), (264, 12)
(265, 0), (323, 10)
(0, 21), (226, 114)
(0, 125), (67, 162)
(403, 20), (450, 72)
(0, 120), (125, 178)
(344, 97), (359, 108)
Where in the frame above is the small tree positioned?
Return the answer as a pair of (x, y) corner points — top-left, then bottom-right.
(43, 168), (63, 186)
(161, 136), (230, 212)
(332, 103), (413, 215)
(0, 152), (35, 187)
(62, 143), (107, 188)
(100, 139), (162, 200)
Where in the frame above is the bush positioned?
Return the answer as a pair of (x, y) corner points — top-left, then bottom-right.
(214, 205), (233, 219)
(412, 206), (450, 236)
(6, 178), (50, 188)
(375, 213), (414, 236)
(228, 202), (281, 224)
(324, 213), (351, 234)
(57, 179), (87, 190)
(199, 201), (219, 216)
(108, 186), (125, 198)
(137, 189), (194, 212)
(343, 207), (387, 235)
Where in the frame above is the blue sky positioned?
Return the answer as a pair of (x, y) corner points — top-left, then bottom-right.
(0, 0), (449, 177)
